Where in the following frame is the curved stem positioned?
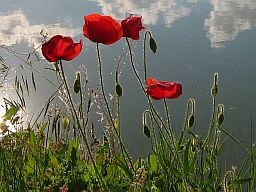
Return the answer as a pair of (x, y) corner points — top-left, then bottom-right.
(59, 60), (106, 190)
(126, 37), (175, 149)
(126, 38), (146, 93)
(96, 43), (134, 171)
(163, 98), (175, 148)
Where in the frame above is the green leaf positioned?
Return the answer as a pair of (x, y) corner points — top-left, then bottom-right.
(39, 122), (48, 133)
(176, 131), (184, 150)
(150, 154), (158, 172)
(116, 83), (122, 97)
(50, 154), (60, 168)
(31, 71), (36, 91)
(143, 125), (150, 138)
(114, 156), (133, 179)
(183, 139), (191, 174)
(233, 177), (253, 185)
(2, 106), (19, 121)
(71, 147), (77, 165)
(150, 37), (157, 53)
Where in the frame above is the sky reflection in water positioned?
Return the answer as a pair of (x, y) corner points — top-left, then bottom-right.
(0, 0), (255, 48)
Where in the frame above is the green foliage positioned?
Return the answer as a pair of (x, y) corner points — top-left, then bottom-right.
(2, 105), (19, 121)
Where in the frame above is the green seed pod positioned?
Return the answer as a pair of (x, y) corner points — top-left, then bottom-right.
(214, 73), (219, 86)
(73, 72), (81, 93)
(149, 37), (157, 53)
(62, 117), (69, 130)
(211, 85), (218, 97)
(217, 104), (224, 125)
(179, 145), (184, 151)
(116, 83), (122, 97)
(143, 125), (150, 138)
(211, 73), (219, 97)
(218, 113), (224, 126)
(188, 114), (195, 128)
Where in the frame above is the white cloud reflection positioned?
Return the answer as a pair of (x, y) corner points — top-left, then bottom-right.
(0, 11), (81, 48)
(91, 0), (197, 27)
(205, 0), (256, 48)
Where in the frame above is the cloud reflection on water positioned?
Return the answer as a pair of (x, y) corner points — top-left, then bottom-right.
(91, 0), (197, 27)
(0, 11), (80, 48)
(0, 1), (255, 50)
(205, 0), (256, 48)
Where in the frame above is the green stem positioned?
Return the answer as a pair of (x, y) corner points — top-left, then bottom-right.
(96, 43), (134, 171)
(218, 125), (251, 156)
(204, 96), (216, 147)
(143, 32), (148, 83)
(163, 98), (175, 148)
(126, 38), (146, 93)
(127, 37), (177, 155)
(59, 60), (106, 190)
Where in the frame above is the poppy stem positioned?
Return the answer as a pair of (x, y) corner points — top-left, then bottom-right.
(96, 43), (134, 171)
(163, 98), (176, 147)
(204, 92), (216, 148)
(143, 31), (148, 83)
(58, 59), (107, 190)
(125, 38), (145, 93)
(96, 43), (115, 155)
(126, 37), (178, 154)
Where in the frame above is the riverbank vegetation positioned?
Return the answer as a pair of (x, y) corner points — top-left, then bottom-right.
(0, 14), (255, 192)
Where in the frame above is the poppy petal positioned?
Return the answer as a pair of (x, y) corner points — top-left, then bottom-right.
(83, 14), (123, 45)
(146, 77), (182, 100)
(121, 16), (145, 40)
(62, 40), (83, 61)
(42, 35), (82, 62)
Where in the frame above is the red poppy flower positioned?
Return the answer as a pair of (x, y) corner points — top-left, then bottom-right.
(83, 14), (123, 45)
(121, 15), (145, 40)
(42, 35), (83, 62)
(145, 77), (182, 100)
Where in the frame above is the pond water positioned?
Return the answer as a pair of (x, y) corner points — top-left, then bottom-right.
(0, 0), (256, 165)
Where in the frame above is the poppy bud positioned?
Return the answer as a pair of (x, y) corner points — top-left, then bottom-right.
(188, 114), (195, 128)
(214, 73), (218, 86)
(116, 83), (123, 97)
(150, 37), (157, 53)
(142, 110), (151, 138)
(217, 104), (225, 126)
(211, 85), (218, 97)
(211, 73), (219, 97)
(143, 125), (150, 138)
(73, 72), (81, 94)
(62, 117), (70, 130)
